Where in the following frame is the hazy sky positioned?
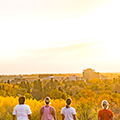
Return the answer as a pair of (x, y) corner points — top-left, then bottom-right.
(0, 0), (120, 74)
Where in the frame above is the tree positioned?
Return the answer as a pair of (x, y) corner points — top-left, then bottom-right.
(25, 93), (33, 99)
(76, 98), (97, 120)
(50, 89), (62, 99)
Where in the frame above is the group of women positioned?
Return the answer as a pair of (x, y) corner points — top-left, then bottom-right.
(12, 96), (114, 120)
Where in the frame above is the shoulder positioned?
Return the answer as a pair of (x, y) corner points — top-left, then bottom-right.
(107, 109), (112, 112)
(50, 106), (56, 112)
(23, 104), (31, 110)
(24, 104), (29, 106)
(61, 107), (66, 114)
(107, 109), (113, 113)
(13, 105), (18, 110)
(24, 104), (30, 107)
(107, 109), (114, 116)
(40, 106), (44, 110)
(61, 107), (66, 112)
(14, 104), (20, 108)
(50, 106), (54, 109)
(15, 104), (19, 107)
(99, 109), (103, 112)
(70, 107), (76, 114)
(40, 106), (45, 113)
(61, 107), (66, 110)
(98, 109), (103, 117)
(98, 109), (103, 115)
(70, 107), (76, 111)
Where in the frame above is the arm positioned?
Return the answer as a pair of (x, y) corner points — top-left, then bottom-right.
(98, 110), (101, 120)
(111, 111), (114, 120)
(61, 114), (65, 120)
(40, 107), (43, 120)
(28, 114), (32, 120)
(98, 117), (101, 120)
(111, 117), (114, 120)
(51, 107), (57, 120)
(73, 114), (77, 120)
(27, 105), (32, 120)
(13, 106), (17, 120)
(73, 108), (77, 120)
(13, 115), (16, 120)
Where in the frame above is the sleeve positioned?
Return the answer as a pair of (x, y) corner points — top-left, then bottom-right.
(98, 110), (101, 117)
(111, 110), (114, 117)
(27, 105), (32, 115)
(61, 108), (64, 114)
(73, 108), (76, 115)
(13, 106), (17, 115)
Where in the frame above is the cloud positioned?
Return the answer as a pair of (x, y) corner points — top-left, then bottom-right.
(0, 39), (120, 74)
(0, 0), (114, 21)
(15, 40), (98, 62)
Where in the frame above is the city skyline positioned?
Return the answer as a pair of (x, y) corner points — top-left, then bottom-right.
(0, 0), (120, 74)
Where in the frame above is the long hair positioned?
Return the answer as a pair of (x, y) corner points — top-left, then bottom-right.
(66, 98), (72, 108)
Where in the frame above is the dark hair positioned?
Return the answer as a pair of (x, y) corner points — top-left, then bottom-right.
(66, 98), (72, 108)
(45, 102), (49, 104)
(19, 96), (25, 104)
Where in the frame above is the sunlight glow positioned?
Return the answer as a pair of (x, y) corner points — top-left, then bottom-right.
(0, 0), (120, 74)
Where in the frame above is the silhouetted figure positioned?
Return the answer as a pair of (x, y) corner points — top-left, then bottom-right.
(61, 98), (77, 120)
(98, 100), (114, 120)
(13, 96), (32, 120)
(40, 97), (57, 120)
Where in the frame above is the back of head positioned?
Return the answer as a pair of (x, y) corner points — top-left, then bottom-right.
(66, 98), (72, 108)
(44, 97), (50, 104)
(19, 96), (25, 105)
(101, 100), (109, 109)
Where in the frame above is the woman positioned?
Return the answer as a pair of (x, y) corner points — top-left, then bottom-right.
(98, 100), (113, 120)
(61, 98), (77, 120)
(40, 97), (57, 120)
(13, 96), (32, 120)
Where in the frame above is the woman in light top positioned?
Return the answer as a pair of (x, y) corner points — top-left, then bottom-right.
(13, 96), (32, 120)
(61, 98), (77, 120)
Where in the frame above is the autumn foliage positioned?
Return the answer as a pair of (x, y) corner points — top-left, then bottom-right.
(0, 77), (120, 119)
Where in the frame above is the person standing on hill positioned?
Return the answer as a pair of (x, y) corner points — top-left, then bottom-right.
(61, 98), (77, 120)
(98, 100), (114, 120)
(40, 97), (57, 120)
(13, 96), (32, 120)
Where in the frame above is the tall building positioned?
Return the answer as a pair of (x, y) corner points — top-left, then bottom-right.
(83, 68), (101, 81)
(83, 68), (95, 81)
(89, 72), (101, 80)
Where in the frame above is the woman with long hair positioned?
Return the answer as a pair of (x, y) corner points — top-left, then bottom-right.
(61, 98), (77, 120)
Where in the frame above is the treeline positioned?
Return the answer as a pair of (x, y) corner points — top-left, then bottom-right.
(1, 78), (120, 119)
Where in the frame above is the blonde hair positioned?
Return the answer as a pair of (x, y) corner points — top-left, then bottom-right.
(101, 100), (109, 109)
(44, 97), (51, 104)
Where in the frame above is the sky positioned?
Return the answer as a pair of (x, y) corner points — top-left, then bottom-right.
(0, 0), (120, 75)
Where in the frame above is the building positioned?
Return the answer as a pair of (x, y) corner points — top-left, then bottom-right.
(89, 72), (101, 80)
(69, 75), (77, 81)
(101, 75), (108, 80)
(76, 77), (81, 81)
(83, 68), (102, 81)
(38, 74), (53, 79)
(42, 76), (54, 81)
(83, 68), (95, 81)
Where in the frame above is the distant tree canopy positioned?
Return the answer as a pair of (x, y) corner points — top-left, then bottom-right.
(0, 77), (120, 119)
